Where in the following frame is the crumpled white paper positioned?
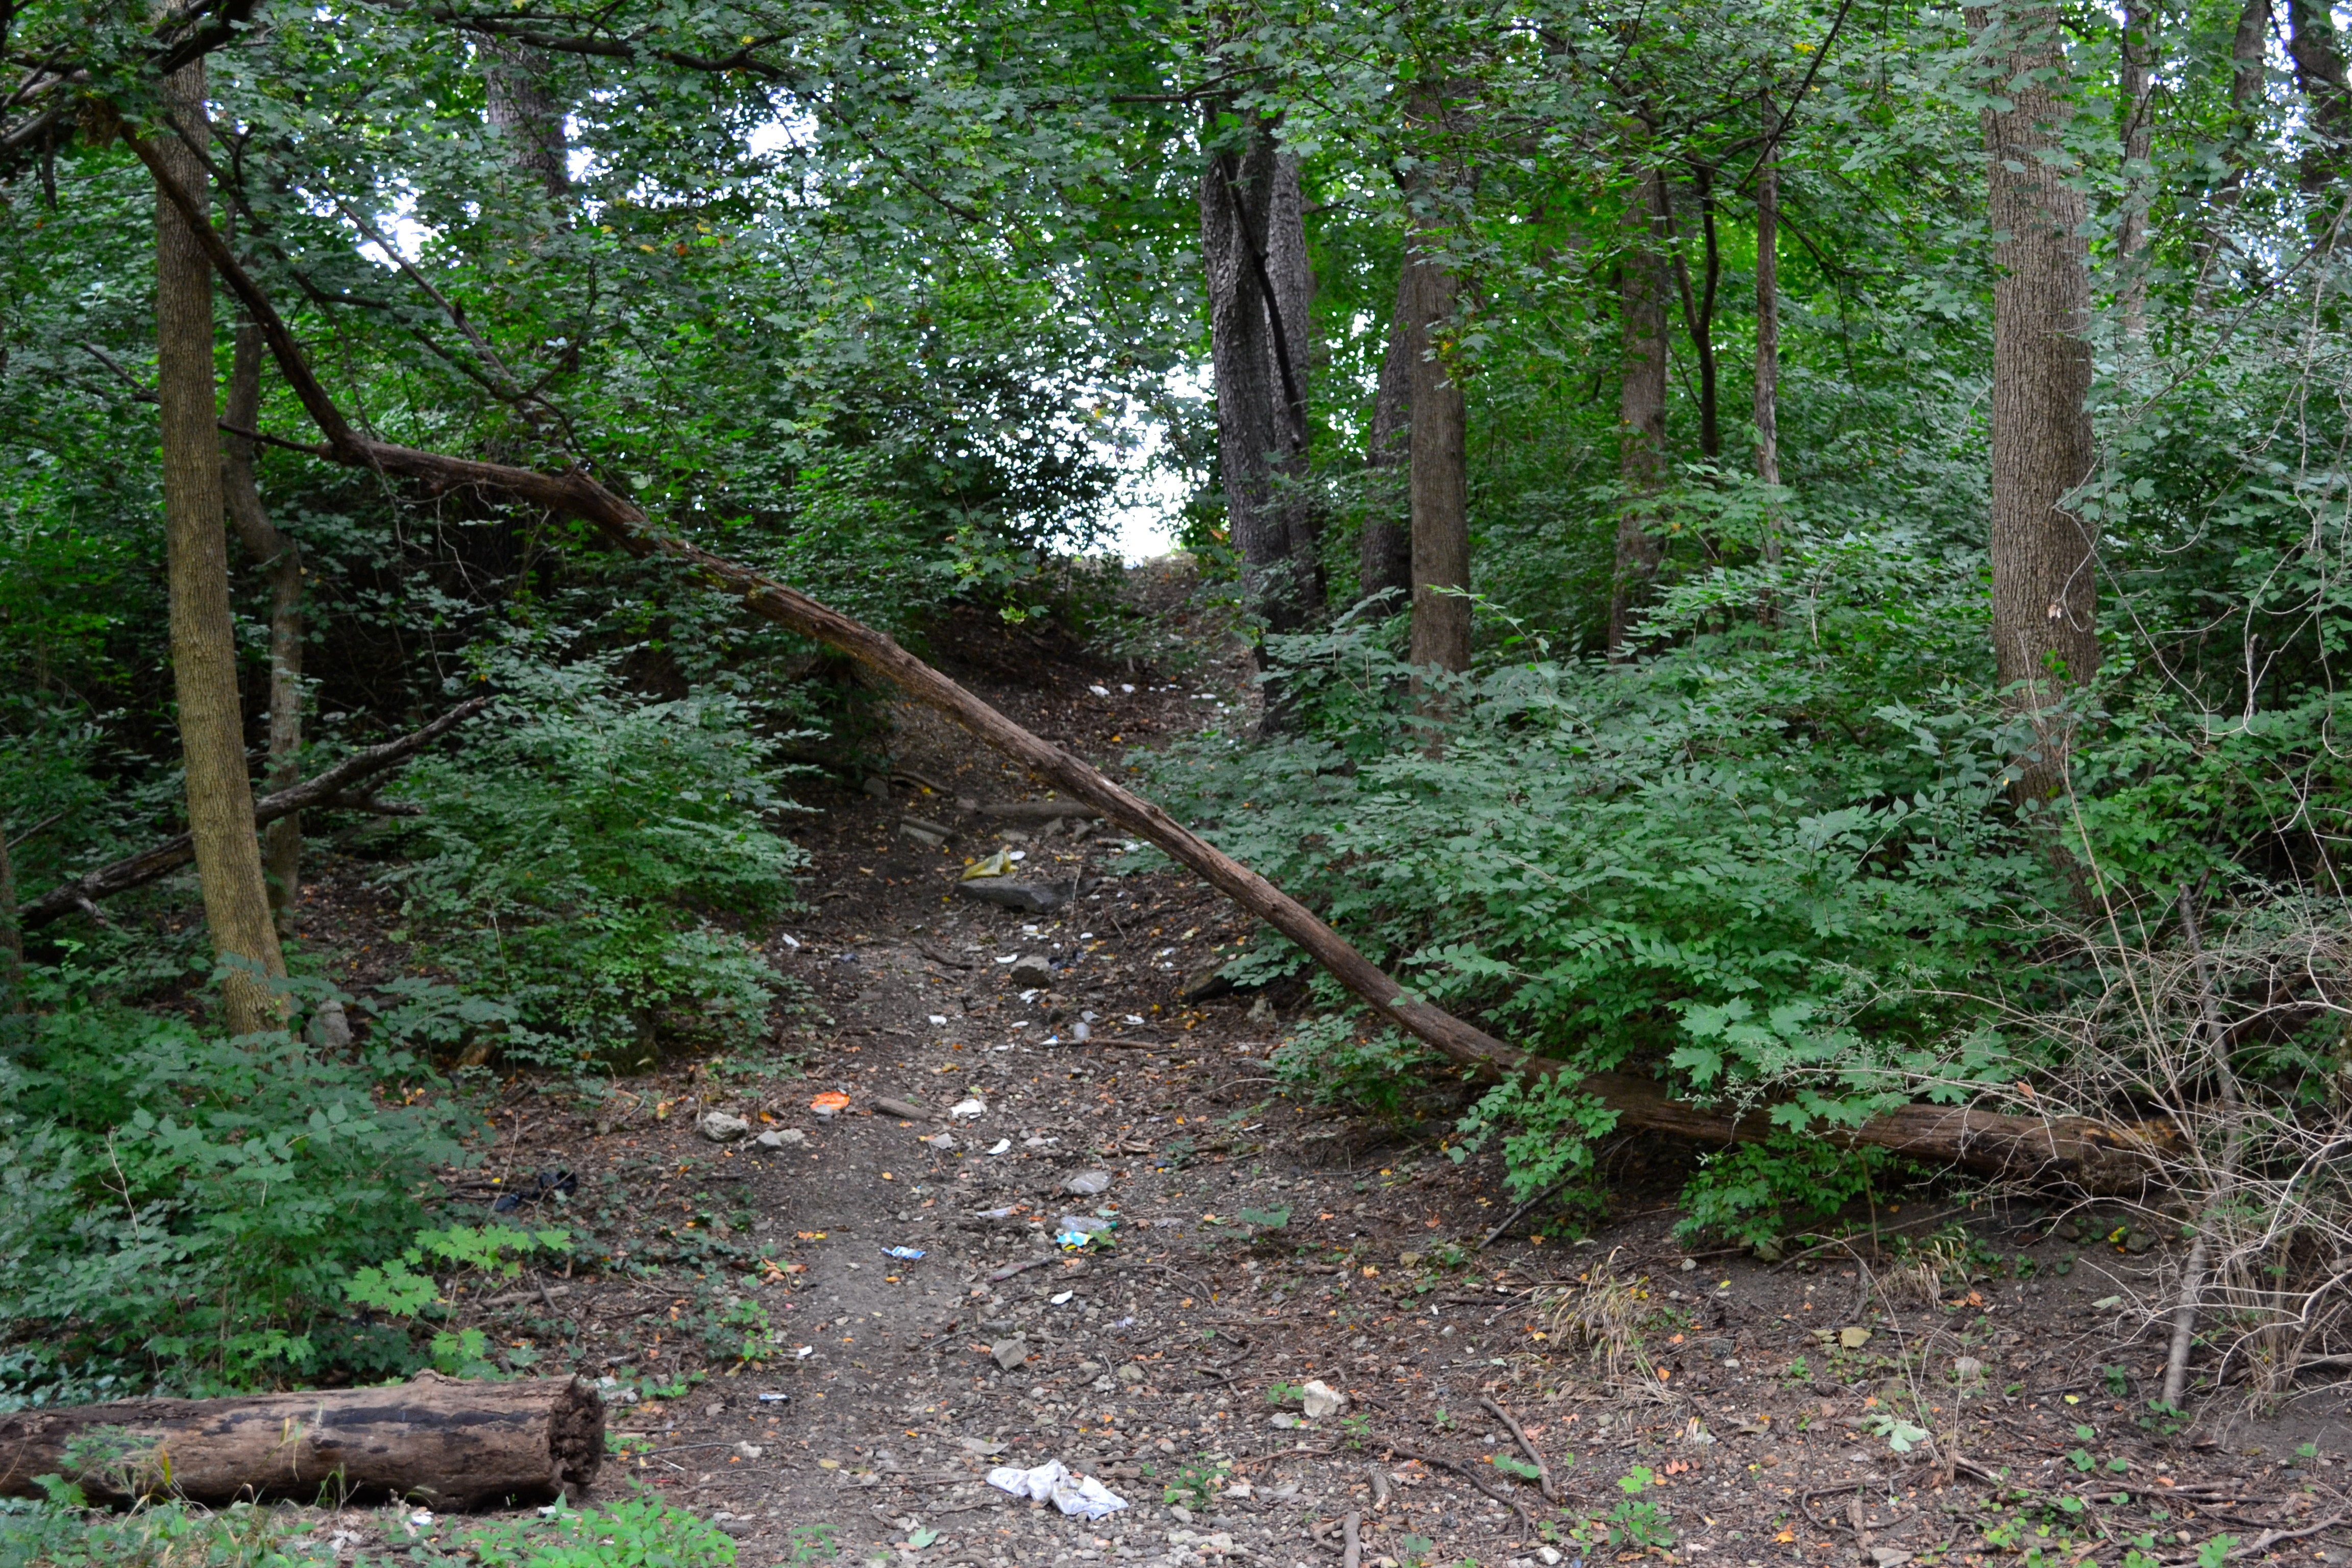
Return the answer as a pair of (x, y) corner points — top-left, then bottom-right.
(985, 1459), (1130, 1520)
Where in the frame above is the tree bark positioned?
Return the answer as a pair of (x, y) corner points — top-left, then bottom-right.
(1754, 96), (1783, 568)
(2291, 0), (2352, 219)
(1668, 169), (1722, 460)
(0, 1374), (602, 1509)
(19, 698), (489, 931)
(1357, 266), (1415, 607)
(1405, 228), (1470, 678)
(477, 35), (570, 197)
(153, 59), (286, 1033)
(136, 121), (2175, 1195)
(1200, 114), (1323, 722)
(2117, 0), (2158, 336)
(223, 321), (304, 936)
(1973, 2), (2099, 780)
(1610, 169), (1672, 660)
(0, 820), (23, 1016)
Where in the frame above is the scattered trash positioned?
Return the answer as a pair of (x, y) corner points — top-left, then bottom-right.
(1301, 1380), (1347, 1419)
(962, 850), (1016, 881)
(884, 1246), (927, 1262)
(757, 1392), (791, 1404)
(958, 1437), (1010, 1456)
(491, 1169), (577, 1213)
(407, 1510), (435, 1531)
(794, 1346), (815, 1360)
(1071, 1021), (1091, 1042)
(779, 933), (801, 949)
(732, 1441), (764, 1460)
(949, 1097), (987, 1119)
(755, 1129), (807, 1149)
(1270, 1411), (1303, 1430)
(1123, 1014), (1145, 1025)
(984, 1459), (1129, 1520)
(1049, 1290), (1074, 1305)
(698, 1111), (752, 1143)
(990, 1337), (1030, 1370)
(919, 1132), (958, 1151)
(1090, 684), (1110, 696)
(985, 1139), (1012, 1155)
(810, 1092), (851, 1119)
(1063, 1169), (1112, 1196)
(974, 1205), (1019, 1221)
(594, 1375), (641, 1405)
(929, 1014), (949, 1026)
(1056, 1215), (1113, 1248)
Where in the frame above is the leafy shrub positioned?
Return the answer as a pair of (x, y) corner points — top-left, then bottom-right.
(380, 650), (808, 1067)
(0, 973), (473, 1398)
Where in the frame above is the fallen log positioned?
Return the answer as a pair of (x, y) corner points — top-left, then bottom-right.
(139, 134), (2168, 1195)
(0, 1372), (602, 1509)
(20, 697), (490, 930)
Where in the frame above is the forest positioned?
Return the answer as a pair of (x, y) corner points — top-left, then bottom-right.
(4, 0), (2352, 1560)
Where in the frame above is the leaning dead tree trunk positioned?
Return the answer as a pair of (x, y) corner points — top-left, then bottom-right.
(20, 697), (488, 930)
(0, 1374), (602, 1509)
(133, 127), (2169, 1193)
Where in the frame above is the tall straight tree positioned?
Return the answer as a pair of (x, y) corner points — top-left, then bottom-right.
(477, 36), (571, 197)
(1357, 268), (1415, 606)
(1754, 94), (1783, 567)
(2289, 0), (2352, 211)
(1200, 112), (1323, 725)
(154, 58), (287, 1030)
(1610, 168), (1671, 660)
(1972, 2), (2099, 770)
(222, 322), (304, 936)
(2117, 0), (2158, 335)
(1404, 89), (1470, 679)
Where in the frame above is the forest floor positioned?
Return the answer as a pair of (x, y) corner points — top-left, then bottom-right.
(282, 564), (2352, 1567)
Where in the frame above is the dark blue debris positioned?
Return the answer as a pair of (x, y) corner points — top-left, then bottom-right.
(492, 1169), (578, 1212)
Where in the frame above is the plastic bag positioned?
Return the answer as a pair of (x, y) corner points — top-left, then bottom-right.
(984, 1459), (1129, 1520)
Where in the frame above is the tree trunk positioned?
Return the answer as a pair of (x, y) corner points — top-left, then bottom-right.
(0, 1375), (602, 1509)
(1668, 168), (1722, 460)
(1199, 115), (1323, 722)
(478, 36), (570, 197)
(2117, 0), (2158, 337)
(1974, 2), (2099, 779)
(223, 321), (304, 936)
(1754, 95), (1783, 568)
(1357, 266), (1415, 607)
(2199, 0), (2272, 297)
(0, 820), (23, 1017)
(1406, 232), (1470, 678)
(154, 59), (286, 1032)
(2290, 0), (2352, 214)
(1610, 169), (1671, 660)
(145, 122), (2183, 1199)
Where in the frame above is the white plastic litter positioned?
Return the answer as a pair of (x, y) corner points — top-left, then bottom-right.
(985, 1459), (1129, 1520)
(985, 1139), (1012, 1155)
(929, 1014), (949, 1026)
(950, 1097), (988, 1119)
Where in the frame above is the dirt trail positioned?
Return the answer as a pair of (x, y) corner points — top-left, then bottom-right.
(313, 571), (2352, 1564)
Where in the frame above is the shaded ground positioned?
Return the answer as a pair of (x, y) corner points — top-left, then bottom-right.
(239, 567), (2352, 1564)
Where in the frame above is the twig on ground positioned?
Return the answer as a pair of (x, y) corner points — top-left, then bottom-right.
(1478, 1397), (1558, 1503)
(1373, 1435), (1538, 1531)
(2231, 1515), (2345, 1557)
(1478, 1180), (1573, 1250)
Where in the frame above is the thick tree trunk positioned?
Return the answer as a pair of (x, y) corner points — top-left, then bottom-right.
(154, 60), (285, 1032)
(478, 36), (570, 197)
(223, 321), (304, 936)
(0, 1375), (602, 1509)
(1754, 98), (1783, 568)
(1610, 170), (1671, 660)
(2117, 0), (2158, 336)
(138, 120), (2176, 1197)
(1406, 233), (1470, 678)
(1974, 3), (2099, 782)
(20, 698), (487, 931)
(2291, 0), (2352, 207)
(1200, 115), (1323, 723)
(1357, 267), (1415, 607)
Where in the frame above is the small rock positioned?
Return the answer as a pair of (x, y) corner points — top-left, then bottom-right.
(1245, 996), (1276, 1024)
(1008, 953), (1057, 985)
(1869, 1551), (1913, 1568)
(306, 999), (354, 1051)
(698, 1111), (752, 1143)
(957, 879), (1067, 914)
(918, 1132), (958, 1151)
(1168, 1505), (1193, 1525)
(1679, 1257), (1698, 1272)
(1179, 965), (1235, 1002)
(1269, 1411), (1303, 1430)
(1700, 1337), (1734, 1357)
(2125, 1228), (2156, 1255)
(1301, 1379), (1346, 1419)
(732, 1441), (764, 1460)
(1954, 1355), (1986, 1382)
(755, 1128), (807, 1149)
(1117, 1363), (1144, 1384)
(991, 1337), (1030, 1371)
(1063, 1169), (1113, 1196)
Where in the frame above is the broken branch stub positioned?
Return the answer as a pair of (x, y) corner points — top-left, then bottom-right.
(129, 121), (2166, 1193)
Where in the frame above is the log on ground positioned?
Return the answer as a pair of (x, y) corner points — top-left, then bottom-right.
(0, 1372), (602, 1509)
